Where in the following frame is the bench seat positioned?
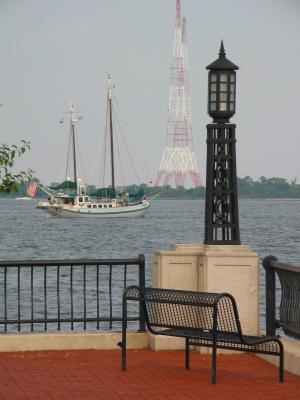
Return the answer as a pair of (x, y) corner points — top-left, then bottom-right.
(159, 328), (281, 355)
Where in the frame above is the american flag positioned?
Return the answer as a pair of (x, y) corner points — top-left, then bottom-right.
(27, 182), (38, 198)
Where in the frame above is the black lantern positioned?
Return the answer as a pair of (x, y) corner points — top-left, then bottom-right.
(204, 41), (240, 245)
(206, 41), (239, 123)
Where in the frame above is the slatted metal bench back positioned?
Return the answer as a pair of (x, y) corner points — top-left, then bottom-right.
(141, 288), (239, 335)
(121, 286), (284, 384)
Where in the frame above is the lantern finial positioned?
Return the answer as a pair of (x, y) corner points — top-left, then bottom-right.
(219, 40), (226, 58)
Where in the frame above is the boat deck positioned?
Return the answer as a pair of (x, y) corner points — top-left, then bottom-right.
(1, 349), (300, 399)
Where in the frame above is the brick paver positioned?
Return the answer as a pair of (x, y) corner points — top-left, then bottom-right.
(0, 349), (299, 399)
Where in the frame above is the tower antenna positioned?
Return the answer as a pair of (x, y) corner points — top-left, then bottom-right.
(155, 0), (201, 188)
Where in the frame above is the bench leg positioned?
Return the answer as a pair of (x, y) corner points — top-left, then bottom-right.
(122, 340), (126, 371)
(212, 343), (217, 384)
(279, 343), (284, 383)
(185, 338), (190, 370)
(121, 296), (127, 371)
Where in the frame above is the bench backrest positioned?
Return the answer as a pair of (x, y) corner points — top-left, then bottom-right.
(125, 286), (241, 335)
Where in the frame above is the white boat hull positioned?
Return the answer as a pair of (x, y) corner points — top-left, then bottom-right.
(36, 201), (51, 210)
(50, 201), (150, 218)
(15, 197), (32, 201)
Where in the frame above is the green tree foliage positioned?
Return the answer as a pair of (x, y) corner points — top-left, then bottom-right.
(137, 177), (300, 199)
(3, 174), (300, 199)
(153, 185), (205, 199)
(237, 176), (300, 198)
(0, 141), (33, 193)
(121, 179), (300, 199)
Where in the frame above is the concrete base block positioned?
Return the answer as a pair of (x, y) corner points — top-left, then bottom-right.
(152, 243), (259, 350)
(197, 347), (243, 355)
(149, 334), (243, 355)
(149, 334), (185, 351)
(258, 337), (300, 377)
(0, 332), (149, 352)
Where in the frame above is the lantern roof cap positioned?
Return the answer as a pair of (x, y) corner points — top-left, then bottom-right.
(206, 40), (239, 71)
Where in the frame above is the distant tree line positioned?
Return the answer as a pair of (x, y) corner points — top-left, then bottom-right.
(2, 176), (300, 199)
(151, 176), (300, 199)
(149, 185), (206, 199)
(237, 176), (300, 199)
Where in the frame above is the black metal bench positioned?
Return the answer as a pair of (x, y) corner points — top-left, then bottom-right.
(120, 286), (284, 383)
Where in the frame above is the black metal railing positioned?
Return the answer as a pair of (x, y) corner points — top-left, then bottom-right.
(263, 255), (300, 340)
(0, 255), (146, 333)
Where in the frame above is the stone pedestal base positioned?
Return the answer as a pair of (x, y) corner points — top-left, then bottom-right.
(151, 244), (259, 351)
(149, 334), (185, 351)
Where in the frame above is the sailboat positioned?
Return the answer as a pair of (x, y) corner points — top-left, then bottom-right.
(36, 102), (79, 211)
(50, 75), (150, 218)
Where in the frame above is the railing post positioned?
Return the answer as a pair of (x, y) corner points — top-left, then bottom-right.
(263, 255), (278, 336)
(138, 254), (146, 332)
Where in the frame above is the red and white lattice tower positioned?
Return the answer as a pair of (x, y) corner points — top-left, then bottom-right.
(155, 0), (201, 187)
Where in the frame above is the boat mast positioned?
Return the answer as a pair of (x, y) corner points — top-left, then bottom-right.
(108, 75), (115, 190)
(70, 102), (78, 186)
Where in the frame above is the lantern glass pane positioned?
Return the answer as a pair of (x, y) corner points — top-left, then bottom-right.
(220, 93), (227, 101)
(230, 102), (235, 111)
(230, 84), (235, 93)
(210, 102), (216, 111)
(220, 102), (227, 111)
(230, 93), (235, 101)
(211, 73), (217, 82)
(211, 83), (217, 92)
(211, 93), (216, 101)
(230, 73), (235, 83)
(220, 73), (227, 82)
(220, 83), (227, 91)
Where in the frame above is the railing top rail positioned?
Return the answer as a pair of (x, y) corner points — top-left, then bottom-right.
(263, 256), (300, 274)
(0, 255), (145, 268)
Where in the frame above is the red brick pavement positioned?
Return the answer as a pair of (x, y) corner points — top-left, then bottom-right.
(0, 349), (299, 399)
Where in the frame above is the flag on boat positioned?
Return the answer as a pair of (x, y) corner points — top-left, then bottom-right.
(27, 182), (38, 197)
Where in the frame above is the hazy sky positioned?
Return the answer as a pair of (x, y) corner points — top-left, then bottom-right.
(1, 0), (300, 187)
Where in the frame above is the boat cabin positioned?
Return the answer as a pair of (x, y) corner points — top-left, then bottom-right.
(75, 195), (91, 206)
(73, 195), (120, 209)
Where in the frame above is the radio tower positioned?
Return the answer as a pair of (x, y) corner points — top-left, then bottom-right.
(155, 0), (201, 187)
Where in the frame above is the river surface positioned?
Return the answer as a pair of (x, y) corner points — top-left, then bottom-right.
(0, 198), (299, 330)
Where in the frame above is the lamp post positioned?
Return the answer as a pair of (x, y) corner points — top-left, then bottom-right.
(151, 43), (260, 351)
(204, 41), (240, 244)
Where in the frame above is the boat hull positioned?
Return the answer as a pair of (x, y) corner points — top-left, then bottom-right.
(36, 201), (51, 210)
(15, 197), (32, 201)
(50, 201), (150, 218)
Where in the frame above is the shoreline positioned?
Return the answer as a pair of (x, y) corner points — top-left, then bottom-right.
(1, 197), (300, 201)
(154, 197), (300, 201)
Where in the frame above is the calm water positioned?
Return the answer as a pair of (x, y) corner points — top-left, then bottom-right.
(0, 198), (299, 329)
(0, 198), (299, 264)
